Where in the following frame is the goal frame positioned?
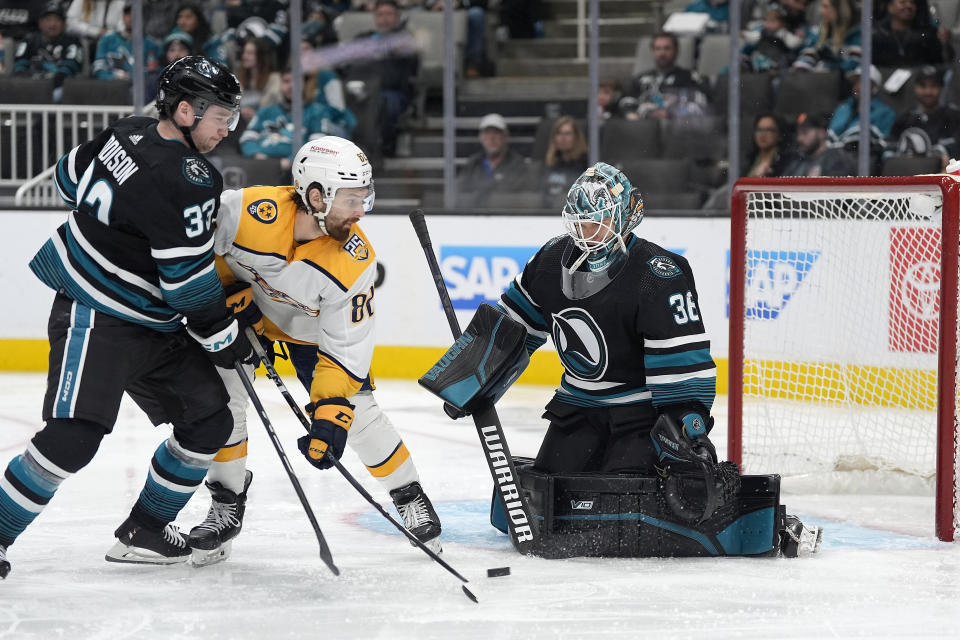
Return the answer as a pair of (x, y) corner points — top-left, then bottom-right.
(729, 176), (960, 542)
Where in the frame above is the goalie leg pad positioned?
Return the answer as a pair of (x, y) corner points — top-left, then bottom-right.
(491, 458), (783, 558)
(418, 303), (529, 413)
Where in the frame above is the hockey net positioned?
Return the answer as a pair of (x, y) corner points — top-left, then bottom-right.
(729, 176), (960, 542)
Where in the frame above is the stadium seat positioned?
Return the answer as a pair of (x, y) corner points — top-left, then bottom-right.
(713, 72), (773, 117)
(598, 118), (662, 165)
(773, 70), (843, 122)
(642, 191), (704, 211)
(616, 158), (691, 192)
(881, 155), (942, 176)
(660, 117), (725, 160)
(61, 78), (131, 105)
(0, 77), (54, 104)
(696, 34), (731, 78)
(212, 156), (286, 190)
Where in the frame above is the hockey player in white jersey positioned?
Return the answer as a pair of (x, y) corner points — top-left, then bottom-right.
(187, 137), (442, 564)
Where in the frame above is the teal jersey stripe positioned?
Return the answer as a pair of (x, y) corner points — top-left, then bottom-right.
(644, 348), (714, 369)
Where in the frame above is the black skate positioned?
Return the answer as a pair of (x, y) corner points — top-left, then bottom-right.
(390, 481), (442, 554)
(0, 544), (10, 579)
(105, 516), (190, 565)
(780, 514), (823, 557)
(187, 471), (253, 566)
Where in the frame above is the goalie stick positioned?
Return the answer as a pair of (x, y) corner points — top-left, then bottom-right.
(244, 328), (479, 603)
(409, 210), (540, 554)
(232, 362), (340, 576)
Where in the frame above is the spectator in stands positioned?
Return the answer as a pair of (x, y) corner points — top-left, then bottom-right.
(240, 68), (357, 170)
(350, 0), (420, 158)
(92, 3), (162, 98)
(829, 65), (896, 141)
(236, 36), (283, 124)
(888, 66), (960, 168)
(792, 0), (861, 73)
(162, 30), (193, 62)
(740, 5), (804, 71)
(597, 78), (624, 120)
(625, 32), (710, 121)
(423, 0), (489, 77)
(872, 0), (948, 67)
(1, 1), (47, 70)
(684, 0), (730, 34)
(66, 0), (125, 44)
(498, 0), (542, 39)
(225, 0), (289, 55)
(13, 1), (84, 102)
(174, 3), (229, 64)
(743, 112), (799, 177)
(540, 116), (588, 209)
(783, 111), (857, 176)
(457, 113), (533, 207)
(302, 4), (339, 48)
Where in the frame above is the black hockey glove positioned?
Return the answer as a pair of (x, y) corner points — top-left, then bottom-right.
(187, 316), (255, 369)
(224, 282), (265, 334)
(297, 397), (355, 470)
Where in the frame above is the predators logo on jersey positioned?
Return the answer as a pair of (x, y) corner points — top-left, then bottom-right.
(247, 199), (278, 224)
(343, 233), (370, 261)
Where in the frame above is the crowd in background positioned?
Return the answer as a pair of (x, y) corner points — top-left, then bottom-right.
(2, 0), (960, 209)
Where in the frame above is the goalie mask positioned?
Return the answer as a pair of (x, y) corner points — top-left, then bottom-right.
(292, 137), (375, 233)
(562, 162), (643, 274)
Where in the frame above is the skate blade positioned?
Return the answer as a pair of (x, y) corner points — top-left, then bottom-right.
(191, 541), (232, 567)
(409, 536), (442, 554)
(104, 540), (190, 565)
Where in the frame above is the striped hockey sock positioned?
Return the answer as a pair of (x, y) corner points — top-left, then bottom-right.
(0, 446), (71, 547)
(131, 435), (215, 528)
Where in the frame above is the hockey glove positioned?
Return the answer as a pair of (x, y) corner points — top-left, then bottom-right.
(297, 397), (355, 470)
(224, 282), (265, 335)
(186, 316), (255, 369)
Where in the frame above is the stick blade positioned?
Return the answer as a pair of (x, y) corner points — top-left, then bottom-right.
(462, 585), (479, 603)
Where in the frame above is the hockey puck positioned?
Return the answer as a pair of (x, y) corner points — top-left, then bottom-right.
(486, 567), (510, 578)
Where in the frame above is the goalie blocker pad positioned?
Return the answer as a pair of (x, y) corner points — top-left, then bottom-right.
(490, 457), (783, 559)
(418, 303), (529, 413)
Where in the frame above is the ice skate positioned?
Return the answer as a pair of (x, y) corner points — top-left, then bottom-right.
(188, 471), (253, 566)
(780, 514), (823, 558)
(0, 544), (10, 579)
(390, 481), (442, 554)
(105, 516), (190, 565)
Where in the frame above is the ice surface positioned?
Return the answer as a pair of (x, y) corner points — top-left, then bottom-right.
(1, 373), (958, 639)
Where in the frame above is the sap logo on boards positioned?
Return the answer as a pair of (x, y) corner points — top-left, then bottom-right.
(439, 246), (538, 310)
(727, 250), (821, 319)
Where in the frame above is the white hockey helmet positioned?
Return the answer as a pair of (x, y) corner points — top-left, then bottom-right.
(292, 137), (374, 227)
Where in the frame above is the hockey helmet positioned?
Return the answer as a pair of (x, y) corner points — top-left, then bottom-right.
(292, 137), (375, 229)
(156, 55), (242, 131)
(562, 162), (643, 271)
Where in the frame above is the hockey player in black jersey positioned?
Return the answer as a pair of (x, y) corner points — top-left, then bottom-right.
(421, 162), (822, 558)
(0, 56), (254, 579)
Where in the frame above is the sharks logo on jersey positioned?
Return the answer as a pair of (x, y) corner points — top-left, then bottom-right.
(182, 157), (213, 187)
(247, 198), (278, 223)
(647, 255), (682, 278)
(551, 307), (608, 380)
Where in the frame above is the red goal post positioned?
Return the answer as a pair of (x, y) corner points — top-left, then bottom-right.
(729, 176), (960, 542)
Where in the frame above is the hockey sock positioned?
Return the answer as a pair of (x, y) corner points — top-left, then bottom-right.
(357, 437), (418, 492)
(207, 439), (249, 494)
(0, 447), (71, 547)
(131, 435), (216, 529)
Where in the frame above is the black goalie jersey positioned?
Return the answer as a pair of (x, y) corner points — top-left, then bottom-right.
(30, 116), (228, 333)
(498, 234), (716, 413)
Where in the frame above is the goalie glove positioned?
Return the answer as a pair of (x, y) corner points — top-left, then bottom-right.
(650, 413), (739, 524)
(297, 397), (355, 470)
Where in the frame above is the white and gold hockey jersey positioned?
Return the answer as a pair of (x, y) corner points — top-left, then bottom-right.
(215, 185), (376, 404)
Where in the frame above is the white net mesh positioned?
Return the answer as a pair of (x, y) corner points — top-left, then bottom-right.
(739, 186), (959, 539)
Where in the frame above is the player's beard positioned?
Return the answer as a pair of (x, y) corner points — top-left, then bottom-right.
(326, 219), (357, 242)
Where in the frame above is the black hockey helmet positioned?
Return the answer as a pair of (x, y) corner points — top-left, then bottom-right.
(155, 55), (242, 131)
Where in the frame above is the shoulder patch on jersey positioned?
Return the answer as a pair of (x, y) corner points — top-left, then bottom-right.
(247, 198), (279, 224)
(182, 157), (213, 187)
(647, 255), (681, 278)
(342, 233), (370, 261)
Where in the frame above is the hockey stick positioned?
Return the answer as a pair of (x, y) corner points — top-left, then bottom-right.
(244, 329), (478, 603)
(408, 210), (540, 554)
(232, 362), (340, 576)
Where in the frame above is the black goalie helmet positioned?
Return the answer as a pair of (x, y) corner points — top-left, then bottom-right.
(156, 55), (242, 130)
